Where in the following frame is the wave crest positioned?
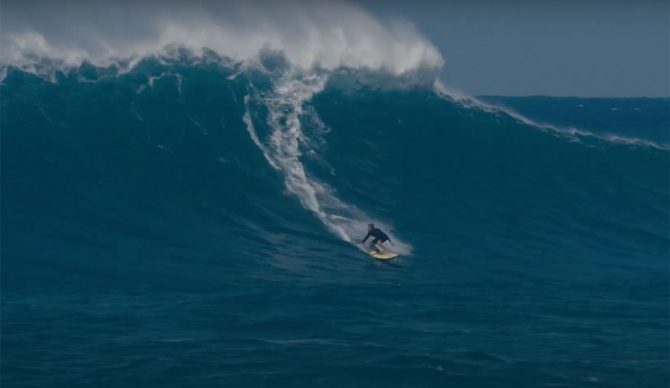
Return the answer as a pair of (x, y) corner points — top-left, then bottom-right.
(1, 1), (443, 79)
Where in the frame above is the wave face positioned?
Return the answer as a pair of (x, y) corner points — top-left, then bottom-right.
(2, 61), (668, 387)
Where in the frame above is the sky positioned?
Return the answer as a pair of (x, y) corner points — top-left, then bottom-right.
(2, 0), (668, 97)
(362, 0), (670, 97)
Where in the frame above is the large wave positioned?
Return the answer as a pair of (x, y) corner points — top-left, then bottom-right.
(1, 0), (667, 267)
(2, 59), (667, 270)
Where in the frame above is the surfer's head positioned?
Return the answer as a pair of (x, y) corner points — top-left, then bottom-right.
(368, 223), (374, 230)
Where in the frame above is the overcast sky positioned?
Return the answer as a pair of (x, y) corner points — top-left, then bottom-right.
(362, 0), (669, 97)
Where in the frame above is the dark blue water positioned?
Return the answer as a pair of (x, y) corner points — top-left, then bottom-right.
(2, 61), (668, 387)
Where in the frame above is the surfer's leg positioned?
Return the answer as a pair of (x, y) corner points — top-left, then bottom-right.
(377, 238), (390, 253)
(368, 241), (376, 252)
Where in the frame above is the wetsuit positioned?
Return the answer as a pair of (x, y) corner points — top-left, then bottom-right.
(362, 228), (390, 246)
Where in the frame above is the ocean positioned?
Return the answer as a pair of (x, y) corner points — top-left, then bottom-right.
(1, 57), (668, 387)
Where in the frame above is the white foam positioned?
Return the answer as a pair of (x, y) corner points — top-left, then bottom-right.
(2, 1), (443, 80)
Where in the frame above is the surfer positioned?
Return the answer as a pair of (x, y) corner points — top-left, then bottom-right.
(361, 223), (394, 253)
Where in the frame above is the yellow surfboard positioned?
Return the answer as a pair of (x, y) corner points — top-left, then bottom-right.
(369, 251), (399, 260)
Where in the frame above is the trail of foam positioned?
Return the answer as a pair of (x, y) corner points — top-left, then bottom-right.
(243, 95), (279, 170)
(243, 73), (412, 254)
(433, 80), (669, 151)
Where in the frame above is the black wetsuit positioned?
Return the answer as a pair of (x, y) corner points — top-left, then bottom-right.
(362, 228), (390, 245)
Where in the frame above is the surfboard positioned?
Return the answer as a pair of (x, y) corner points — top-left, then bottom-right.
(369, 251), (399, 260)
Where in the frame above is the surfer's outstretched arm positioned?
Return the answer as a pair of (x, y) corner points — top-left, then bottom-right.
(361, 232), (371, 243)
